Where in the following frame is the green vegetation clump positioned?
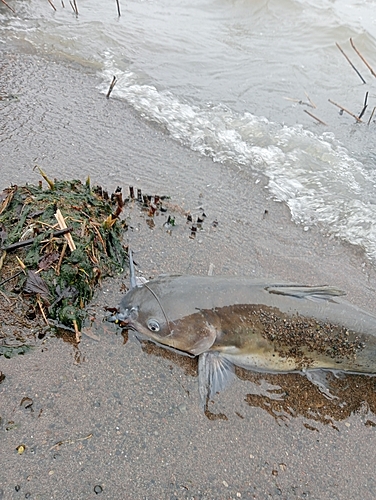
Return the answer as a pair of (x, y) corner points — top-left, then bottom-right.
(0, 174), (128, 353)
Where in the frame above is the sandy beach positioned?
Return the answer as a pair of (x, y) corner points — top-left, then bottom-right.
(1, 46), (376, 499)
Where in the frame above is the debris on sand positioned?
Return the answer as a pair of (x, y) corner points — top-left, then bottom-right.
(0, 171), (128, 355)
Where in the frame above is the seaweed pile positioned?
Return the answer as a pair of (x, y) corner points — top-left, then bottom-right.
(0, 172), (128, 356)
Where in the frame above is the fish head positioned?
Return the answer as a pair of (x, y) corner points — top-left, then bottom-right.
(109, 279), (218, 356)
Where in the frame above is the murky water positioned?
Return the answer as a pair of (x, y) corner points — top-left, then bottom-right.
(2, 0), (376, 261)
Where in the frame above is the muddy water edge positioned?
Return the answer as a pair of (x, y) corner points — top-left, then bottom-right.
(1, 46), (376, 499)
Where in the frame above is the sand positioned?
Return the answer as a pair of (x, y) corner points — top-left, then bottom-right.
(1, 45), (376, 500)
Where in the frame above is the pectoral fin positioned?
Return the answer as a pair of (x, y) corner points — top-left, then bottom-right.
(198, 352), (235, 409)
(266, 285), (345, 301)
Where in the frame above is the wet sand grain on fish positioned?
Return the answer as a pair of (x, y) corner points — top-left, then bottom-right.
(1, 48), (376, 499)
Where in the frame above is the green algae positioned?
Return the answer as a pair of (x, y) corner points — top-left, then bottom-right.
(0, 176), (128, 344)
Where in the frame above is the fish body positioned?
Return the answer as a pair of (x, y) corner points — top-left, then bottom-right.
(110, 274), (376, 406)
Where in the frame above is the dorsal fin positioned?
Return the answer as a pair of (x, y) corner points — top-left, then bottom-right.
(266, 285), (346, 301)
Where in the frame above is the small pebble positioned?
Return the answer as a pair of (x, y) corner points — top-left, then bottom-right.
(222, 480), (229, 488)
(178, 403), (187, 413)
(94, 485), (103, 495)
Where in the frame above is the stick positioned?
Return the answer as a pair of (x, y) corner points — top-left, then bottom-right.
(106, 76), (117, 99)
(350, 38), (376, 78)
(2, 227), (72, 252)
(358, 91), (368, 120)
(328, 99), (363, 122)
(69, 0), (77, 15)
(116, 0), (120, 16)
(73, 319), (81, 343)
(90, 222), (107, 254)
(55, 210), (76, 251)
(0, 270), (24, 287)
(0, 0), (15, 13)
(303, 109), (327, 126)
(47, 0), (57, 11)
(305, 92), (317, 109)
(37, 298), (49, 326)
(16, 256), (27, 274)
(56, 241), (67, 275)
(49, 433), (92, 451)
(336, 42), (366, 84)
(0, 250), (6, 271)
(368, 106), (376, 125)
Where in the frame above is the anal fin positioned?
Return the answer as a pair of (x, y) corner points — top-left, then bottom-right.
(198, 352), (235, 409)
(304, 369), (339, 400)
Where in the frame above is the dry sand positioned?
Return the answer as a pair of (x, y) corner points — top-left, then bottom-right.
(1, 46), (376, 500)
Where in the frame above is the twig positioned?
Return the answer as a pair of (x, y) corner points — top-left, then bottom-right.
(350, 38), (376, 78)
(73, 319), (81, 343)
(47, 0), (57, 11)
(69, 0), (78, 15)
(56, 241), (67, 275)
(106, 76), (117, 99)
(0, 250), (6, 271)
(0, 289), (10, 303)
(358, 91), (368, 120)
(305, 92), (317, 109)
(367, 106), (376, 125)
(89, 222), (107, 254)
(73, 0), (78, 15)
(55, 210), (76, 251)
(0, 0), (15, 13)
(37, 298), (49, 326)
(336, 42), (366, 84)
(328, 99), (363, 122)
(116, 0), (120, 16)
(49, 433), (92, 451)
(0, 270), (23, 287)
(2, 227), (72, 252)
(16, 256), (27, 274)
(303, 109), (327, 126)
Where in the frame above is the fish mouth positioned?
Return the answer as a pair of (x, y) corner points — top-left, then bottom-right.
(107, 306), (138, 328)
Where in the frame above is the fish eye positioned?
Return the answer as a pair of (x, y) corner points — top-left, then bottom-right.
(147, 319), (160, 332)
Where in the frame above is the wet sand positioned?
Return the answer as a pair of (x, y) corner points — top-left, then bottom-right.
(1, 46), (376, 499)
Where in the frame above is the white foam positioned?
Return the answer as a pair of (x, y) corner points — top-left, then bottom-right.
(100, 59), (376, 261)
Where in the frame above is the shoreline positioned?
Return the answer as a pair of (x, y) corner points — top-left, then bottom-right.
(1, 46), (376, 499)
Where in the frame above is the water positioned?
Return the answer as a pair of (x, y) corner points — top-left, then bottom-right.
(2, 0), (376, 260)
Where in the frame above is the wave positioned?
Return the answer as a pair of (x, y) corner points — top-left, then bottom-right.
(100, 59), (376, 261)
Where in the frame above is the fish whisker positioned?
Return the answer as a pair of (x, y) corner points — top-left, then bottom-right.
(143, 283), (173, 336)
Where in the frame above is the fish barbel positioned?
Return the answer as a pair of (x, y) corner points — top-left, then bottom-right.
(109, 264), (376, 406)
